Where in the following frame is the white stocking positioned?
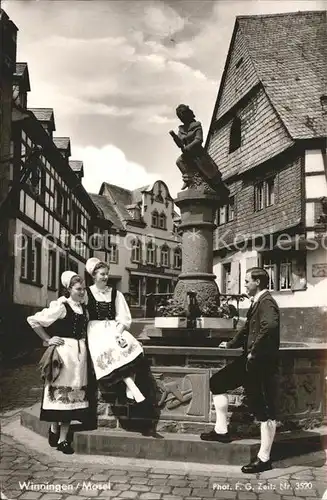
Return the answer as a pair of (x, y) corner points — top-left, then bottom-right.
(213, 394), (229, 434)
(258, 419), (276, 462)
(123, 377), (145, 403)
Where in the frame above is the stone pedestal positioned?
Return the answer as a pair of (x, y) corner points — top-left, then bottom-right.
(173, 189), (226, 311)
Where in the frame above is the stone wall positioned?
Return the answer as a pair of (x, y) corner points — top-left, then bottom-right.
(96, 346), (327, 437)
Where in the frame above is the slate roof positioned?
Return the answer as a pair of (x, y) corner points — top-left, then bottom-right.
(14, 62), (31, 91)
(88, 193), (124, 230)
(69, 160), (83, 173)
(237, 10), (326, 139)
(53, 137), (71, 152)
(29, 108), (55, 131)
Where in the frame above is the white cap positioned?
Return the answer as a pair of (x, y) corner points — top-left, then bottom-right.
(85, 257), (101, 276)
(61, 271), (78, 288)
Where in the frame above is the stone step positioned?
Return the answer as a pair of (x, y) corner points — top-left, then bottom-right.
(21, 404), (327, 466)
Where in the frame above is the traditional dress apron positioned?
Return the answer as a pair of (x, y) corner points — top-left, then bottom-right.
(40, 303), (89, 423)
(86, 287), (143, 386)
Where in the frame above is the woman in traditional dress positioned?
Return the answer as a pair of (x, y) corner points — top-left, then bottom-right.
(27, 271), (89, 454)
(84, 257), (145, 403)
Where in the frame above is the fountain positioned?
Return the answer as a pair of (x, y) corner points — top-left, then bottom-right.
(20, 105), (327, 464)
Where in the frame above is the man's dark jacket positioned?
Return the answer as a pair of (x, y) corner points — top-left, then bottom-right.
(227, 290), (280, 364)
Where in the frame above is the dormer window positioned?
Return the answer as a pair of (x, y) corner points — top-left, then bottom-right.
(229, 117), (241, 153)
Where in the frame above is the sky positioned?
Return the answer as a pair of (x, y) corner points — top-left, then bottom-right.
(2, 0), (326, 197)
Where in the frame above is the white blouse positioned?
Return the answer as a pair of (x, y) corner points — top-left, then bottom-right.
(27, 296), (84, 329)
(85, 285), (132, 331)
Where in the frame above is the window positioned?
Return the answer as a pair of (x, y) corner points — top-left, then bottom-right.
(229, 117), (241, 153)
(59, 254), (66, 295)
(71, 202), (80, 234)
(146, 242), (156, 265)
(254, 182), (264, 211)
(263, 258), (276, 291)
(20, 234), (42, 285)
(158, 212), (167, 230)
(129, 276), (141, 306)
(69, 258), (78, 274)
(173, 248), (182, 270)
(160, 245), (170, 267)
(279, 259), (292, 291)
(109, 244), (118, 264)
(131, 239), (142, 263)
(262, 252), (306, 291)
(218, 197), (234, 225)
(228, 197), (234, 222)
(255, 177), (275, 211)
(48, 250), (57, 289)
(218, 205), (227, 226)
(20, 242), (28, 279)
(151, 210), (159, 228)
(265, 177), (275, 207)
(222, 262), (231, 293)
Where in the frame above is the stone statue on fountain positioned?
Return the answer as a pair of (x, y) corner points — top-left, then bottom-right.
(169, 104), (228, 197)
(167, 104), (230, 317)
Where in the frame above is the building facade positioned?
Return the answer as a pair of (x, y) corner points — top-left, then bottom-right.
(89, 181), (182, 317)
(2, 58), (109, 355)
(206, 11), (327, 341)
(0, 10), (17, 299)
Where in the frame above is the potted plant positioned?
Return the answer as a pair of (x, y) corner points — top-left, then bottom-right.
(196, 298), (236, 329)
(154, 299), (188, 328)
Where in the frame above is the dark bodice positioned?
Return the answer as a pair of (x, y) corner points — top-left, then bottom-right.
(47, 303), (87, 339)
(86, 287), (117, 321)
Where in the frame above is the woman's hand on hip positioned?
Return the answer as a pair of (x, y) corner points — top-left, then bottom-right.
(48, 336), (65, 346)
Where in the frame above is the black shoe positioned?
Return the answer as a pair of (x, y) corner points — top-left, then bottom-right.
(200, 429), (231, 443)
(48, 427), (59, 447)
(57, 440), (74, 454)
(241, 457), (272, 474)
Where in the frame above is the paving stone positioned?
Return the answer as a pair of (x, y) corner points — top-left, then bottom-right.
(147, 479), (167, 486)
(98, 491), (121, 497)
(138, 494), (161, 500)
(39, 495), (63, 500)
(238, 493), (257, 499)
(112, 483), (130, 491)
(129, 477), (149, 485)
(192, 488), (215, 497)
(148, 474), (168, 479)
(130, 485), (151, 492)
(89, 474), (111, 482)
(77, 489), (99, 496)
(167, 480), (188, 487)
(189, 480), (208, 488)
(149, 485), (172, 494)
(20, 493), (43, 499)
(109, 476), (129, 484)
(172, 487), (192, 496)
(118, 492), (139, 499)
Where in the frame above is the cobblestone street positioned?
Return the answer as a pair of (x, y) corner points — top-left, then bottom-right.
(1, 430), (327, 500)
(1, 353), (326, 500)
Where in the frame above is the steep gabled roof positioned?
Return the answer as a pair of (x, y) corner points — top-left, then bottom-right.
(54, 137), (71, 156)
(99, 183), (135, 226)
(14, 62), (31, 91)
(69, 160), (83, 173)
(28, 108), (56, 131)
(238, 10), (326, 139)
(207, 10), (326, 144)
(88, 193), (124, 230)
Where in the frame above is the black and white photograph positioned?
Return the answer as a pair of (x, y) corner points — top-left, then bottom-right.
(0, 0), (326, 498)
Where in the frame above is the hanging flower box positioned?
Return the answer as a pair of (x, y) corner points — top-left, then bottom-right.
(196, 317), (234, 329)
(154, 316), (187, 329)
